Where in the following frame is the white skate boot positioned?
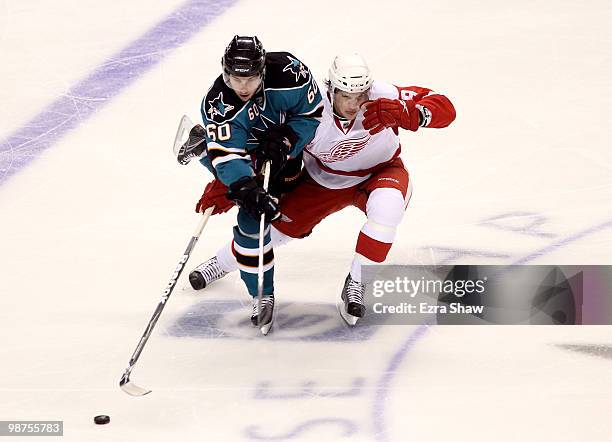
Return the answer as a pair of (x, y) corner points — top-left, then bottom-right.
(188, 257), (228, 290)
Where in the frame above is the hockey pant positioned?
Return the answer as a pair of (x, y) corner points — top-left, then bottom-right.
(216, 184), (412, 285)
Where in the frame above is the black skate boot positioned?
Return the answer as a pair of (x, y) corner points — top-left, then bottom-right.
(339, 274), (366, 326)
(188, 257), (228, 290)
(251, 293), (275, 335)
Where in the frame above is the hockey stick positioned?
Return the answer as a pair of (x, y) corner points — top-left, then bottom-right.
(257, 161), (273, 335)
(119, 207), (214, 396)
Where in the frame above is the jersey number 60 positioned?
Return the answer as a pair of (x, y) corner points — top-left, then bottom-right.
(307, 80), (319, 104)
(206, 123), (232, 141)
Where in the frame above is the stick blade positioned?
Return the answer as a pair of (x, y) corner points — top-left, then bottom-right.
(172, 115), (194, 158)
(120, 372), (152, 397)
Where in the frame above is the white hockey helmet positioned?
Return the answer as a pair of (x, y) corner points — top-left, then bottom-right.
(328, 53), (373, 93)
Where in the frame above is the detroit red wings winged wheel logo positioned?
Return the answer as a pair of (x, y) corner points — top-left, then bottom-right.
(314, 134), (371, 162)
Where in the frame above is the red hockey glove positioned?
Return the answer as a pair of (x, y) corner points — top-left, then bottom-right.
(195, 179), (234, 214)
(363, 98), (420, 135)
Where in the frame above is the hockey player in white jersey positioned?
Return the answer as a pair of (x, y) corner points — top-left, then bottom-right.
(189, 53), (456, 325)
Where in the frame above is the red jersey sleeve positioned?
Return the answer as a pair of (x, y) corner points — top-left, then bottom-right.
(395, 85), (456, 128)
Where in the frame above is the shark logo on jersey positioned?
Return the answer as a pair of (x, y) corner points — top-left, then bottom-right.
(207, 92), (235, 119)
(282, 56), (308, 82)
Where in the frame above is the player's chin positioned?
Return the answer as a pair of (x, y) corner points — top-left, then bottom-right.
(238, 93), (253, 102)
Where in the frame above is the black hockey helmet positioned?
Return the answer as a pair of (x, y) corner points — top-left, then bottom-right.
(222, 35), (266, 78)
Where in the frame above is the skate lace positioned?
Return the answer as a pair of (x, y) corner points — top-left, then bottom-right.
(252, 295), (275, 315)
(195, 258), (227, 283)
(345, 278), (365, 304)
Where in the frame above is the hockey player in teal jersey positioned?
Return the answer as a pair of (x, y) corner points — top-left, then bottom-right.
(193, 35), (323, 331)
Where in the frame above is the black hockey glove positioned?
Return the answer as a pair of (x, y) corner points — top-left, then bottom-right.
(267, 152), (304, 197)
(177, 124), (207, 165)
(226, 176), (281, 222)
(255, 124), (299, 178)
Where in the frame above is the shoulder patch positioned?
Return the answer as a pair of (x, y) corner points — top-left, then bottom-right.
(206, 91), (235, 119)
(202, 76), (246, 124)
(264, 52), (312, 89)
(281, 55), (309, 82)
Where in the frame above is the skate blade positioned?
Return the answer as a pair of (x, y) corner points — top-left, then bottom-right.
(260, 321), (273, 335)
(258, 303), (277, 336)
(337, 301), (359, 327)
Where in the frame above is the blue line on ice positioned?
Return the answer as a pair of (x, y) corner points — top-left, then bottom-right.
(0, 0), (237, 186)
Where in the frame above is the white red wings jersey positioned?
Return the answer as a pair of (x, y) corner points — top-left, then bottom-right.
(303, 81), (455, 189)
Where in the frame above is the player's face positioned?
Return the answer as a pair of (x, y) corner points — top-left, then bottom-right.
(229, 74), (262, 101)
(333, 90), (369, 120)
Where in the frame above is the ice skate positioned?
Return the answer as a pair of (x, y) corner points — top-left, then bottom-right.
(338, 274), (366, 326)
(251, 293), (275, 335)
(188, 257), (228, 290)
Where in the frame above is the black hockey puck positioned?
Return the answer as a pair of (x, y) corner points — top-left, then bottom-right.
(94, 415), (110, 425)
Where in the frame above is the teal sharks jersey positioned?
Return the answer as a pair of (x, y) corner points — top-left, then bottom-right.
(199, 52), (323, 186)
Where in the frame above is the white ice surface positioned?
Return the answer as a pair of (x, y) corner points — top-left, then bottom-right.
(0, 0), (611, 441)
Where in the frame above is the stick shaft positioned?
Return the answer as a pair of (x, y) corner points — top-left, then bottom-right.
(257, 162), (272, 309)
(123, 207), (213, 372)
